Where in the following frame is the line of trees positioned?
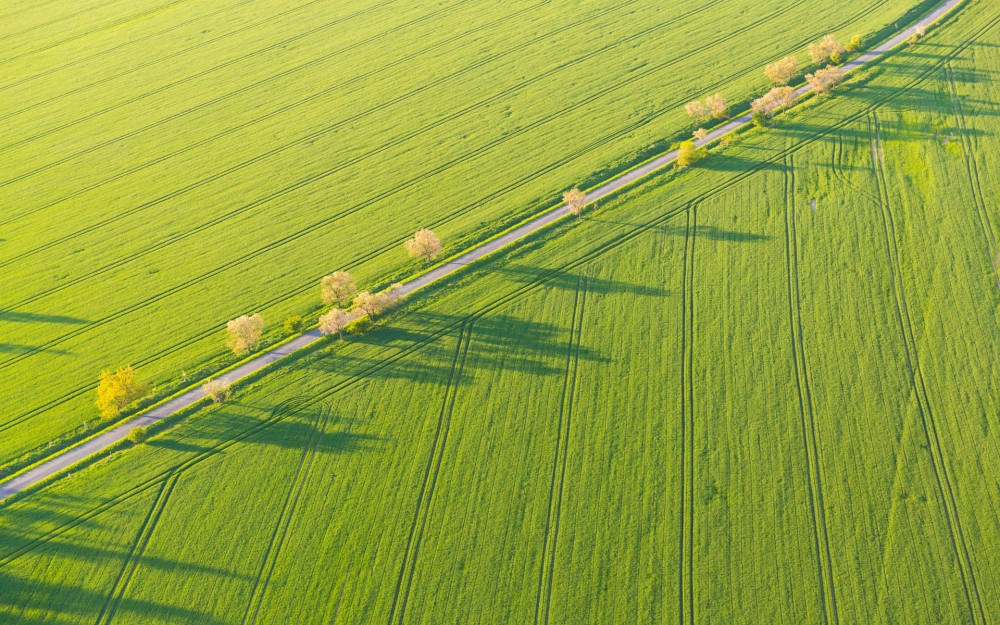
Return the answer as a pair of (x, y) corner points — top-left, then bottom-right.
(94, 229), (437, 422)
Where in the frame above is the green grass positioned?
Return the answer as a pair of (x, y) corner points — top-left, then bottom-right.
(2, 1), (1000, 621)
(0, 0), (938, 474)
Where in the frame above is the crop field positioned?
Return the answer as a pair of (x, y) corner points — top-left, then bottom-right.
(0, 0), (941, 474)
(2, 0), (1000, 621)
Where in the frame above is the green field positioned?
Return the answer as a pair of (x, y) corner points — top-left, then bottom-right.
(0, 0), (939, 474)
(2, 0), (1000, 620)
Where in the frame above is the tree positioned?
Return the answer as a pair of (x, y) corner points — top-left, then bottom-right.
(563, 188), (588, 219)
(283, 315), (303, 334)
(772, 86), (797, 108)
(685, 100), (710, 122)
(319, 308), (351, 340)
(95, 365), (149, 419)
(751, 86), (796, 126)
(705, 93), (729, 119)
(404, 229), (442, 263)
(126, 426), (149, 445)
(676, 141), (706, 168)
(353, 291), (391, 318)
(203, 378), (232, 403)
(906, 26), (925, 46)
(809, 34), (846, 63)
(226, 313), (264, 356)
(845, 34), (862, 53)
(321, 271), (356, 307)
(765, 56), (799, 85)
(805, 65), (845, 95)
(693, 128), (708, 141)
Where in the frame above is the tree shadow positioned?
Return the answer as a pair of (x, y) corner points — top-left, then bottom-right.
(312, 310), (608, 384)
(0, 343), (72, 356)
(587, 216), (770, 242)
(699, 152), (784, 172)
(146, 439), (215, 454)
(494, 266), (670, 297)
(0, 311), (88, 324)
(0, 557), (238, 624)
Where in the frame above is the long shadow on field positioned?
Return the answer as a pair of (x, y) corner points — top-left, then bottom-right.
(0, 498), (240, 624)
(0, 343), (72, 356)
(315, 311), (607, 384)
(157, 402), (386, 457)
(0, 311), (88, 324)
(586, 217), (770, 243)
(496, 266), (671, 297)
(0, 522), (244, 580)
(777, 111), (991, 146)
(0, 565), (231, 624)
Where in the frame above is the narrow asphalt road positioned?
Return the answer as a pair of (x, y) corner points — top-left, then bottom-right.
(0, 0), (963, 501)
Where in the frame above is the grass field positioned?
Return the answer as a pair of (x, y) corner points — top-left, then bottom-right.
(2, 0), (999, 621)
(0, 0), (942, 474)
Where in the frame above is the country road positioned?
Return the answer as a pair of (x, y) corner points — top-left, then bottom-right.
(0, 0), (964, 501)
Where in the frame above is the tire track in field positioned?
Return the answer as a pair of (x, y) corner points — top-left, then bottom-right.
(944, 62), (1000, 293)
(0, 0), (640, 226)
(533, 276), (586, 625)
(869, 111), (987, 625)
(0, 0), (286, 92)
(782, 155), (839, 625)
(0, 0), (63, 23)
(0, 0), (203, 64)
(0, 0), (164, 45)
(0, 4), (984, 439)
(93, 471), (180, 625)
(0, 0), (420, 137)
(831, 130), (880, 204)
(10, 546), (54, 624)
(241, 403), (334, 625)
(386, 322), (473, 625)
(677, 204), (696, 625)
(5, 15), (999, 555)
(0, 0), (873, 324)
(0, 397), (310, 567)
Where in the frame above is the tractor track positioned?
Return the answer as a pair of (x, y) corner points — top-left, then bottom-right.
(386, 322), (473, 625)
(242, 403), (335, 625)
(782, 155), (839, 625)
(944, 61), (1000, 292)
(869, 110), (987, 625)
(534, 276), (586, 625)
(677, 204), (696, 625)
